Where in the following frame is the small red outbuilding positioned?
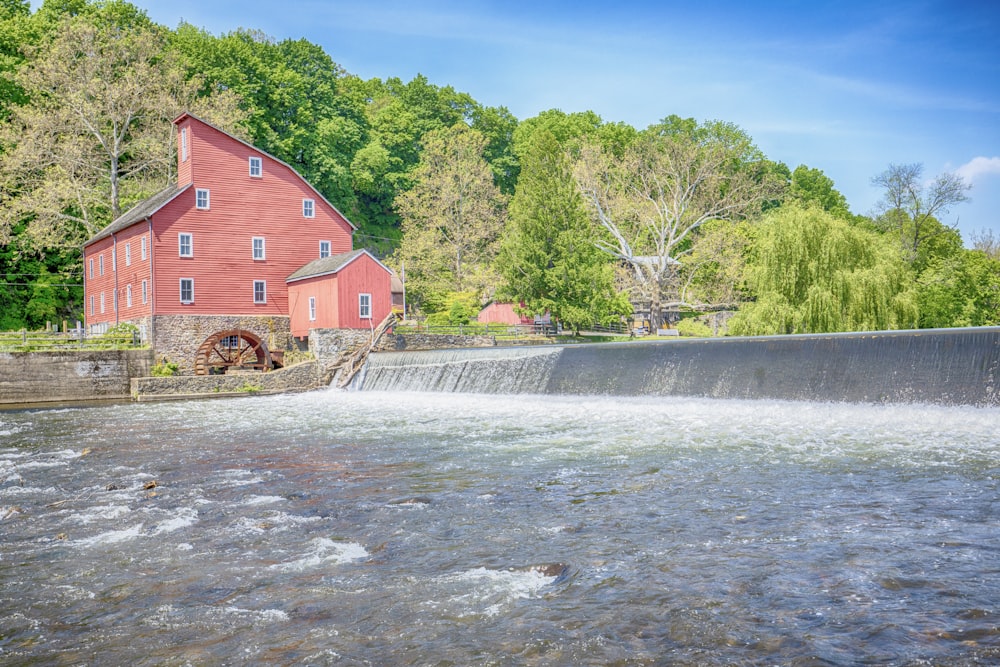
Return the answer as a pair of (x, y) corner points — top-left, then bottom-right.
(287, 249), (393, 338)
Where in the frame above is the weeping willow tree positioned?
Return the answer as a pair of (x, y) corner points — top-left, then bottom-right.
(730, 204), (919, 335)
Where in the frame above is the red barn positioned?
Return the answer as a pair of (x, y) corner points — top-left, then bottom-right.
(287, 249), (393, 337)
(82, 113), (388, 374)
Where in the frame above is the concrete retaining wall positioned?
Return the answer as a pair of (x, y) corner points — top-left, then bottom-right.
(359, 327), (1000, 407)
(0, 350), (154, 406)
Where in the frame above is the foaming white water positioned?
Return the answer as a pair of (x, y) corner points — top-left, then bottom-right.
(151, 507), (198, 535)
(244, 495), (284, 505)
(75, 523), (145, 547)
(301, 391), (1000, 468)
(434, 567), (559, 617)
(76, 504), (132, 524)
(223, 607), (289, 624)
(269, 537), (368, 571)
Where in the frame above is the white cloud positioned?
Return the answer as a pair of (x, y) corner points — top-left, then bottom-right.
(955, 157), (1000, 185)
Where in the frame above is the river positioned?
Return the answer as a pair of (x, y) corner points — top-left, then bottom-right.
(2, 389), (998, 665)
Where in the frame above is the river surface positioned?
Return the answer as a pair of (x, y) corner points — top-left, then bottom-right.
(2, 390), (999, 665)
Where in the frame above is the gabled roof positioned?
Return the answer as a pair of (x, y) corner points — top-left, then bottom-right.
(173, 112), (357, 231)
(84, 184), (191, 246)
(286, 249), (392, 284)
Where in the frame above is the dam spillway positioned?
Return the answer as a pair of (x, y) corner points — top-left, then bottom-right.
(356, 327), (1000, 406)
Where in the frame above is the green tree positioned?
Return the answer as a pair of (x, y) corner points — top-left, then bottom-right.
(393, 123), (507, 311)
(730, 204), (918, 335)
(916, 249), (1000, 328)
(872, 163), (970, 261)
(499, 129), (630, 333)
(172, 25), (367, 227)
(789, 164), (850, 218)
(576, 117), (783, 328)
(0, 8), (243, 249)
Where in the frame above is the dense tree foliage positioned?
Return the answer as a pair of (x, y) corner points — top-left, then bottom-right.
(0, 0), (995, 333)
(499, 129), (629, 333)
(730, 205), (919, 335)
(392, 123), (506, 311)
(575, 117), (783, 328)
(872, 163), (971, 261)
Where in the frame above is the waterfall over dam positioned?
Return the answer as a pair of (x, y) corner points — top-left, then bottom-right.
(355, 327), (1000, 406)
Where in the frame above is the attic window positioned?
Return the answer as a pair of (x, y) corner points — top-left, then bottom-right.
(303, 198), (315, 218)
(249, 156), (262, 178)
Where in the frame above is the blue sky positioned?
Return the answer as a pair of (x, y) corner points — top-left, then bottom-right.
(134, 1), (999, 242)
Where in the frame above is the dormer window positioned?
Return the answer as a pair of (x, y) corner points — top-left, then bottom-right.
(303, 198), (315, 218)
(196, 188), (210, 210)
(249, 156), (262, 178)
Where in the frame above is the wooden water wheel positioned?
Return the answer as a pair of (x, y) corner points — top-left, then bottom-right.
(193, 330), (275, 375)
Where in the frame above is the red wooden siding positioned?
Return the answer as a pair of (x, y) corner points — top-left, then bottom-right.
(151, 116), (353, 317)
(287, 275), (337, 337)
(82, 226), (153, 327)
(83, 114), (383, 333)
(336, 254), (392, 329)
(287, 253), (392, 336)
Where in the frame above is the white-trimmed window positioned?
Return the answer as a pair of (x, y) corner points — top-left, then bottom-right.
(180, 128), (188, 162)
(303, 198), (315, 218)
(125, 242), (131, 267)
(126, 284), (133, 308)
(253, 280), (266, 304)
(308, 296), (316, 321)
(88, 258), (94, 279)
(141, 235), (147, 260)
(89, 295), (95, 316)
(179, 233), (193, 257)
(99, 254), (104, 276)
(100, 292), (105, 314)
(319, 240), (331, 258)
(196, 188), (210, 210)
(113, 291), (118, 312)
(141, 280), (148, 305)
(112, 249), (116, 272)
(180, 278), (194, 304)
(252, 237), (266, 260)
(359, 293), (371, 319)
(249, 156), (262, 178)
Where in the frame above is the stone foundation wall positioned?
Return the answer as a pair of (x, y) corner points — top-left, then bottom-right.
(151, 314), (292, 374)
(308, 328), (496, 384)
(131, 361), (322, 400)
(0, 350), (154, 406)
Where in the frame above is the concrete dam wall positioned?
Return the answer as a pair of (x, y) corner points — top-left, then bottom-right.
(0, 349), (154, 406)
(356, 327), (1000, 407)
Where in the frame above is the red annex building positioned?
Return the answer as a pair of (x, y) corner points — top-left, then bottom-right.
(82, 113), (391, 374)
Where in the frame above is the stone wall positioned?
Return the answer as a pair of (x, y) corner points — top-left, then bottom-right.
(131, 361), (322, 401)
(0, 349), (154, 406)
(151, 314), (293, 374)
(308, 328), (496, 385)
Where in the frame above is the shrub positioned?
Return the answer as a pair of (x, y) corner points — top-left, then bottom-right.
(150, 361), (179, 377)
(676, 318), (713, 337)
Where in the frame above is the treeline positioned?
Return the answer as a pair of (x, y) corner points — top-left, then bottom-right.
(1, 0), (997, 333)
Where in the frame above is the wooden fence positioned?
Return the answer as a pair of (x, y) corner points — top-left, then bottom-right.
(0, 329), (143, 352)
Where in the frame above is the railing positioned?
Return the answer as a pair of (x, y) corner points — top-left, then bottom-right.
(393, 321), (638, 340)
(393, 322), (559, 339)
(0, 329), (144, 352)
